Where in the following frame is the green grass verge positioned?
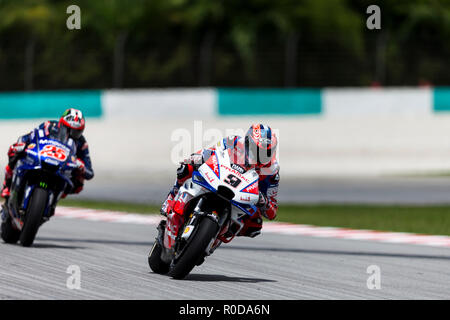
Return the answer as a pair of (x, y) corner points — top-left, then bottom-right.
(278, 205), (450, 236)
(59, 199), (450, 236)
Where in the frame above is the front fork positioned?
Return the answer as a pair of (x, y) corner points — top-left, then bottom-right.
(179, 200), (229, 257)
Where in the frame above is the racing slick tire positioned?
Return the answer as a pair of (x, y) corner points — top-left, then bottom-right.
(148, 241), (170, 274)
(19, 187), (47, 247)
(1, 210), (20, 244)
(168, 217), (219, 280)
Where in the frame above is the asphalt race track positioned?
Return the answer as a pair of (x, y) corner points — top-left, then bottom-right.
(1, 217), (449, 299)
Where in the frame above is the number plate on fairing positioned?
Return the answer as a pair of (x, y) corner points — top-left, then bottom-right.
(198, 149), (259, 206)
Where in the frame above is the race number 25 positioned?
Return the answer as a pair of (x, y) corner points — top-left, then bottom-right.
(39, 145), (67, 161)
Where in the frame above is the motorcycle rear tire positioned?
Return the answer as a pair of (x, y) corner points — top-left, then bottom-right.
(1, 211), (20, 244)
(148, 241), (170, 274)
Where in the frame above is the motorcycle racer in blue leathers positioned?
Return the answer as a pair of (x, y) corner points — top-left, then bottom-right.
(1, 108), (94, 200)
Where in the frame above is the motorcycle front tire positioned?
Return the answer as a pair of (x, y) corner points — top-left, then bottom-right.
(168, 217), (218, 280)
(19, 187), (48, 247)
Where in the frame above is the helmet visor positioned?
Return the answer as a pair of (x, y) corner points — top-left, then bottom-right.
(69, 128), (83, 140)
(245, 136), (274, 165)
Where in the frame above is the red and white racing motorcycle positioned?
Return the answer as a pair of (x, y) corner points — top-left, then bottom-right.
(148, 147), (260, 279)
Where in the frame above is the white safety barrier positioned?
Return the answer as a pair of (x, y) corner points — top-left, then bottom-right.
(101, 88), (216, 118)
(1, 88), (450, 180)
(323, 87), (433, 117)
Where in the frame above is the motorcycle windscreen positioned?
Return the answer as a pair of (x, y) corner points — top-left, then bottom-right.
(49, 125), (70, 144)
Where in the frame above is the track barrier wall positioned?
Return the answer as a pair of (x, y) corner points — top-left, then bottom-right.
(1, 87), (450, 178)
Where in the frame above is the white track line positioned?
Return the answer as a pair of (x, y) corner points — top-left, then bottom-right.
(55, 207), (450, 248)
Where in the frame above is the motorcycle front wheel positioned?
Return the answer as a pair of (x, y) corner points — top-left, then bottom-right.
(168, 217), (219, 280)
(19, 187), (48, 247)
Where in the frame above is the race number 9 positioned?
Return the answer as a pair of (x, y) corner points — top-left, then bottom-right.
(224, 174), (242, 188)
(39, 145), (67, 161)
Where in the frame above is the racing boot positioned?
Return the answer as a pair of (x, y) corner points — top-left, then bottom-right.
(1, 185), (10, 199)
(160, 177), (184, 216)
(1, 165), (13, 199)
(163, 209), (185, 250)
(160, 163), (195, 216)
(238, 215), (263, 238)
(161, 210), (185, 263)
(160, 192), (176, 217)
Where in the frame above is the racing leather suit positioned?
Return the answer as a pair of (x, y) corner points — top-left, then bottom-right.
(162, 135), (279, 246)
(1, 120), (94, 198)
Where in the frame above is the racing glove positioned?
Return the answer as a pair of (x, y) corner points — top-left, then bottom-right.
(187, 153), (203, 166)
(8, 142), (26, 158)
(76, 158), (86, 174)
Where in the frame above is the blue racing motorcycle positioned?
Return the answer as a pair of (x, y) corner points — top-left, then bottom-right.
(1, 126), (78, 246)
